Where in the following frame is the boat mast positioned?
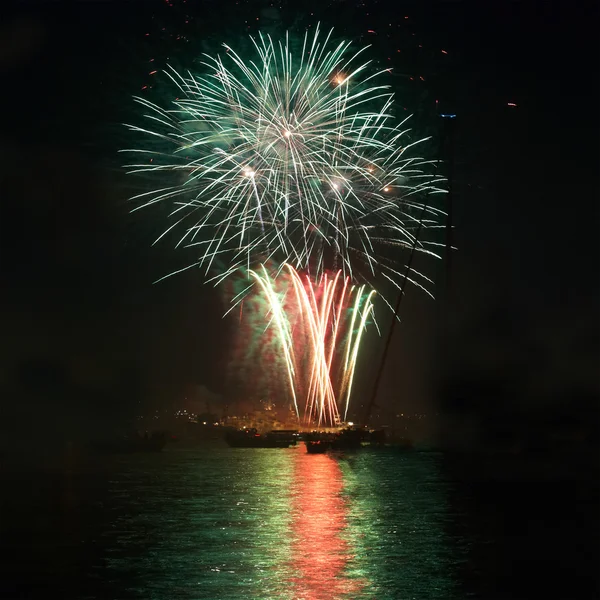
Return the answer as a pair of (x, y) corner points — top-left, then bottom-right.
(363, 113), (457, 426)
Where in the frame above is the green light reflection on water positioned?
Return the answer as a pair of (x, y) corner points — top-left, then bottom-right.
(104, 448), (296, 600)
(339, 449), (458, 600)
(190, 447), (297, 600)
(102, 447), (458, 599)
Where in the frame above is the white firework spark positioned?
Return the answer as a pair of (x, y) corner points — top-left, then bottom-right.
(122, 24), (446, 296)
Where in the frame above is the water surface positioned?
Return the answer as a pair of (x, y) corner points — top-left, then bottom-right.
(1, 445), (596, 599)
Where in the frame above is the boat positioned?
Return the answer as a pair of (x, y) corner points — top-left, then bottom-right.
(306, 440), (330, 454)
(368, 429), (387, 446)
(225, 428), (298, 448)
(269, 429), (300, 446)
(330, 428), (363, 450)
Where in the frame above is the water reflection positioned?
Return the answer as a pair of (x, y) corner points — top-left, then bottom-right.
(2, 447), (460, 599)
(288, 451), (366, 599)
(102, 449), (298, 599)
(341, 450), (459, 599)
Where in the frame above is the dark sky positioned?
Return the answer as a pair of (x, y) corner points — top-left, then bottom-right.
(1, 0), (598, 433)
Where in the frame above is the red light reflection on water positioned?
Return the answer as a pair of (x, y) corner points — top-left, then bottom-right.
(288, 451), (365, 599)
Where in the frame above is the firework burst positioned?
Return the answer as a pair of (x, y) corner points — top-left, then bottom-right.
(123, 25), (446, 299)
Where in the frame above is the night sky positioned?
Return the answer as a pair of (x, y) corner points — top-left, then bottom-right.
(1, 0), (598, 443)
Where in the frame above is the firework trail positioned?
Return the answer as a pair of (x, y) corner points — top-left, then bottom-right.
(249, 264), (375, 427)
(123, 24), (445, 299)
